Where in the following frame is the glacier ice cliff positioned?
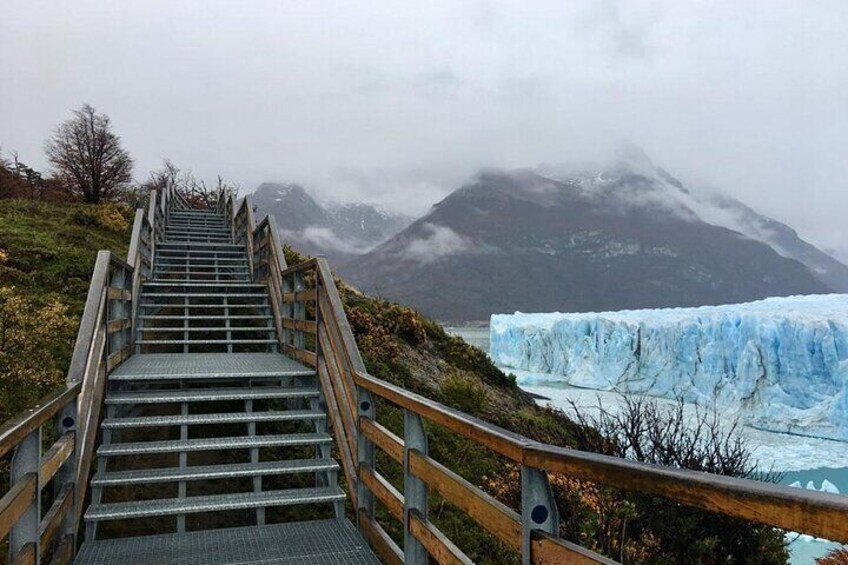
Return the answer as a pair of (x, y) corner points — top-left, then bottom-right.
(490, 295), (848, 441)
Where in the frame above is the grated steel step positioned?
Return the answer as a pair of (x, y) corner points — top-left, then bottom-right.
(135, 338), (277, 345)
(142, 279), (268, 286)
(73, 519), (380, 565)
(158, 242), (243, 249)
(138, 315), (271, 320)
(138, 303), (267, 309)
(105, 386), (319, 403)
(101, 409), (325, 429)
(85, 487), (346, 521)
(138, 327), (274, 332)
(141, 292), (268, 300)
(108, 353), (315, 380)
(96, 432), (333, 456)
(90, 458), (339, 486)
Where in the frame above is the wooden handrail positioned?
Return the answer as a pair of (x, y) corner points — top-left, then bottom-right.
(0, 385), (80, 459)
(352, 368), (848, 543)
(266, 233), (848, 562)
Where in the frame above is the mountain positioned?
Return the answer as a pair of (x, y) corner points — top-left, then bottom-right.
(251, 183), (412, 265)
(343, 152), (839, 322)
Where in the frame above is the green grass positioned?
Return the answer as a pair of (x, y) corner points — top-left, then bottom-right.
(0, 199), (130, 313)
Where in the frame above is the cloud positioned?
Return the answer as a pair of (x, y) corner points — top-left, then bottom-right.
(404, 223), (478, 263)
(282, 227), (370, 255)
(1, 1), (847, 252)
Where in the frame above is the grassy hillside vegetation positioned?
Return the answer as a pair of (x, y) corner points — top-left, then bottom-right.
(284, 245), (789, 564)
(0, 200), (130, 420)
(0, 203), (787, 564)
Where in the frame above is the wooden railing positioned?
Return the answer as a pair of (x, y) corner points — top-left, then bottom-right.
(0, 250), (135, 564)
(0, 185), (167, 563)
(269, 252), (848, 564)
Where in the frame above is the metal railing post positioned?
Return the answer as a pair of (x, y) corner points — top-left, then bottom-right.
(356, 388), (376, 523)
(403, 410), (428, 564)
(520, 466), (560, 565)
(56, 402), (79, 548)
(9, 428), (40, 562)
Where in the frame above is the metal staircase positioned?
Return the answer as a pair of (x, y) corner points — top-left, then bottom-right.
(72, 202), (377, 564)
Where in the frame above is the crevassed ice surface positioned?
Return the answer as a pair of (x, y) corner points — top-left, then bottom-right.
(490, 294), (848, 441)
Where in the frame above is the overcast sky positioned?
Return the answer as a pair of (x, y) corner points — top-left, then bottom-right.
(2, 1), (847, 254)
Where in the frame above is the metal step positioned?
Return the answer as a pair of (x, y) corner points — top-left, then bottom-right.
(157, 242), (243, 249)
(96, 432), (333, 456)
(107, 353), (315, 381)
(135, 339), (277, 346)
(84, 486), (345, 522)
(102, 410), (325, 429)
(143, 282), (266, 288)
(105, 386), (319, 404)
(139, 315), (272, 320)
(138, 327), (274, 332)
(139, 293), (267, 298)
(138, 303), (267, 309)
(90, 458), (339, 486)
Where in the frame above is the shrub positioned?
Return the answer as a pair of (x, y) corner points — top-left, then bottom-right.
(440, 372), (489, 415)
(819, 549), (848, 564)
(71, 207), (101, 227)
(0, 286), (76, 420)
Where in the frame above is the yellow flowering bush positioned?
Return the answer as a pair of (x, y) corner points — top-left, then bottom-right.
(0, 286), (76, 420)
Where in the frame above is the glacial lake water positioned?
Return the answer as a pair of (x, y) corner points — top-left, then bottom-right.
(445, 325), (848, 564)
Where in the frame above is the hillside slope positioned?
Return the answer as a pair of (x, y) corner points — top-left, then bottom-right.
(0, 200), (130, 418)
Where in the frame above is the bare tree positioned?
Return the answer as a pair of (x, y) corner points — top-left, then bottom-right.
(146, 159), (239, 209)
(44, 104), (133, 203)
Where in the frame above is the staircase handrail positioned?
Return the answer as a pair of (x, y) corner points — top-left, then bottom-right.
(274, 255), (848, 565)
(0, 249), (135, 564)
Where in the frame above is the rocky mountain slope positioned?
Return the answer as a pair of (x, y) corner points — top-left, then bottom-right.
(343, 153), (838, 322)
(252, 183), (411, 265)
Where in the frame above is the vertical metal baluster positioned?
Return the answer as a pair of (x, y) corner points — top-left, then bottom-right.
(403, 411), (428, 564)
(356, 387), (375, 524)
(520, 466), (560, 565)
(293, 272), (305, 352)
(56, 402), (78, 550)
(9, 428), (40, 562)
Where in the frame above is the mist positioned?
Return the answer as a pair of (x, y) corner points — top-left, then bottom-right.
(2, 1), (846, 253)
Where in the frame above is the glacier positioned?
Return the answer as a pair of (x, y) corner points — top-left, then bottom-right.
(490, 295), (848, 441)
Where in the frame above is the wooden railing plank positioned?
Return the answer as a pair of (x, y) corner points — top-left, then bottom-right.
(530, 530), (618, 565)
(0, 385), (80, 459)
(39, 483), (74, 559)
(282, 289), (318, 303)
(0, 474), (37, 541)
(408, 450), (523, 551)
(281, 345), (317, 368)
(355, 371), (530, 461)
(315, 360), (358, 509)
(409, 509), (474, 565)
(318, 327), (358, 462)
(48, 534), (74, 565)
(358, 509), (403, 565)
(39, 432), (75, 486)
(525, 443), (848, 543)
(11, 542), (35, 565)
(359, 463), (404, 522)
(360, 417), (403, 464)
(280, 318), (317, 334)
